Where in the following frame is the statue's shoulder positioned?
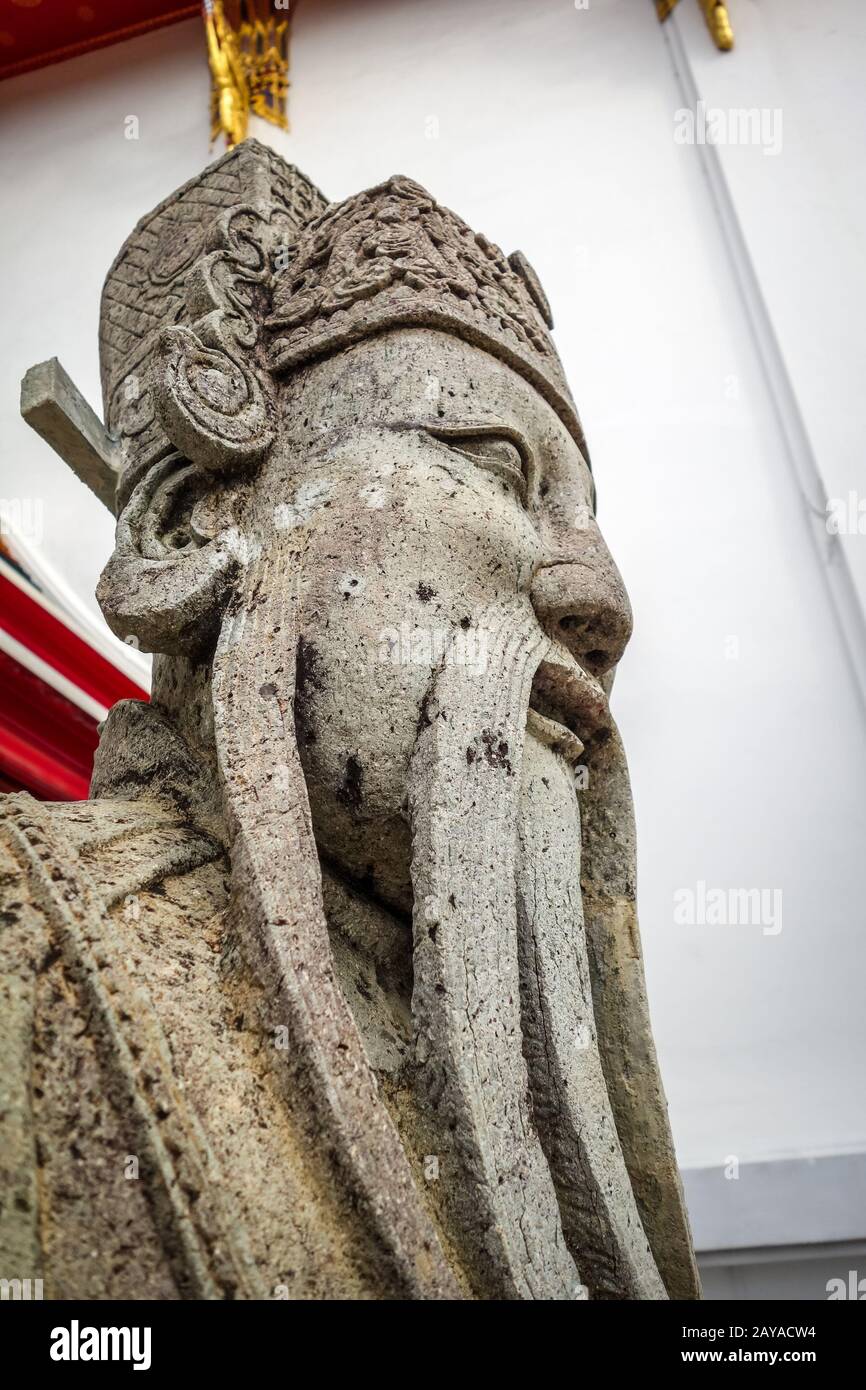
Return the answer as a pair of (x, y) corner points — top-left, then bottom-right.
(0, 789), (236, 1299)
(0, 789), (223, 919)
(0, 696), (232, 915)
(0, 697), (229, 1068)
(0, 786), (225, 1025)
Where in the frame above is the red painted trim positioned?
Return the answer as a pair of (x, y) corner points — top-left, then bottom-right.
(0, 649), (99, 755)
(0, 571), (147, 709)
(0, 648), (101, 803)
(0, 6), (200, 84)
(0, 722), (90, 802)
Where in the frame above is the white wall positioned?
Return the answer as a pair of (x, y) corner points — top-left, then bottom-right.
(678, 0), (866, 613)
(1, 0), (864, 1271)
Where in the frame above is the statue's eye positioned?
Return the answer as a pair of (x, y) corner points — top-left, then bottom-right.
(433, 432), (529, 503)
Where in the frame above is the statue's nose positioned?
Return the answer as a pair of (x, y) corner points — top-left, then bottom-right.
(530, 520), (633, 679)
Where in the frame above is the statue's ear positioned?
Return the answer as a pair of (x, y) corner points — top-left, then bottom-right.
(99, 204), (275, 656)
(152, 205), (276, 473)
(97, 451), (247, 657)
(153, 323), (274, 472)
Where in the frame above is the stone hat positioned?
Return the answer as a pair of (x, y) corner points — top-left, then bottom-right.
(264, 173), (586, 454)
(99, 140), (586, 510)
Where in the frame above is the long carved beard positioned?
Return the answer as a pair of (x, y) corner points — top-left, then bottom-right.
(407, 599), (580, 1298)
(515, 734), (666, 1299)
(210, 547), (675, 1300)
(408, 599), (666, 1299)
(210, 539), (459, 1300)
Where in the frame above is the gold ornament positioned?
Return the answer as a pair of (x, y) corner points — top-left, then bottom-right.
(204, 0), (291, 149)
(656, 0), (734, 52)
(700, 0), (734, 50)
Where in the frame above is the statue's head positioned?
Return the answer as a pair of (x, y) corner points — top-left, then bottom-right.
(96, 140), (631, 911)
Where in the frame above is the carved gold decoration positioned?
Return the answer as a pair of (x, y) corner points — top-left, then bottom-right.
(700, 0), (734, 49)
(656, 0), (734, 51)
(204, 0), (291, 149)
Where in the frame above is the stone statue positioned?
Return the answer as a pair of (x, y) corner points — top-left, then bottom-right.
(1, 141), (700, 1300)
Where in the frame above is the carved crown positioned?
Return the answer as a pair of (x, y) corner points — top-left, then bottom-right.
(264, 174), (584, 453)
(99, 141), (585, 514)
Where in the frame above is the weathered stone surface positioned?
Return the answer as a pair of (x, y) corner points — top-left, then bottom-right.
(2, 140), (700, 1300)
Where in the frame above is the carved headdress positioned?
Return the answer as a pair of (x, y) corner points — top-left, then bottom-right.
(99, 140), (586, 514)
